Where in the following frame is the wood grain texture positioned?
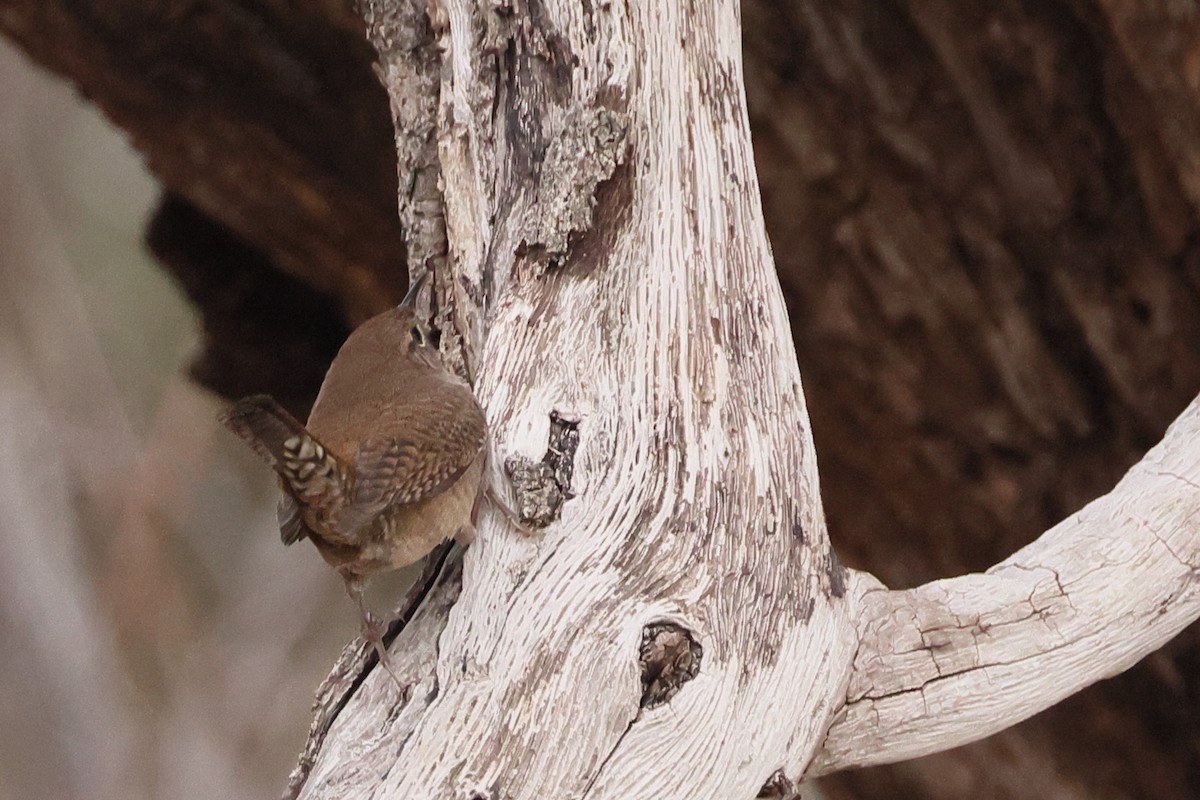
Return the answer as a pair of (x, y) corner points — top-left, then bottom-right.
(814, 395), (1200, 773)
(300, 0), (856, 796)
(6, 0), (1200, 796)
(294, 0), (1200, 797)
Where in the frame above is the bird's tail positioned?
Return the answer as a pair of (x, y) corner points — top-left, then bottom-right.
(219, 395), (350, 530)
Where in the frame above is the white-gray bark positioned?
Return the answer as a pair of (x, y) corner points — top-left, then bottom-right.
(286, 1), (1200, 797)
(812, 397), (1200, 775)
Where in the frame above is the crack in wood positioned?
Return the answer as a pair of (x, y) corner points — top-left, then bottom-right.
(579, 710), (638, 798)
(576, 622), (705, 796)
(282, 541), (455, 800)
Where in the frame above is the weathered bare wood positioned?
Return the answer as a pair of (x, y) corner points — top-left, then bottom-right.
(290, 1), (1200, 797)
(5, 0), (1200, 796)
(813, 394), (1200, 773)
(297, 0), (855, 796)
(742, 2), (1200, 793)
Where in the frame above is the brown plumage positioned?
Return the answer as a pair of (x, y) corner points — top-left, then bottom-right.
(220, 279), (486, 684)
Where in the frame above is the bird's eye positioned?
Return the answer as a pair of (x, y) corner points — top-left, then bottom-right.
(410, 326), (424, 345)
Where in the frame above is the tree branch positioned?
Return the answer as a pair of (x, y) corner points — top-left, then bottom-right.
(6, 0), (1200, 795)
(813, 393), (1200, 774)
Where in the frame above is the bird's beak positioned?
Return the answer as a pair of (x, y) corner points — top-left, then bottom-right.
(400, 271), (430, 308)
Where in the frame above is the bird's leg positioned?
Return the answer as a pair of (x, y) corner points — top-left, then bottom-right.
(342, 576), (407, 695)
(480, 483), (536, 536)
(455, 523), (477, 546)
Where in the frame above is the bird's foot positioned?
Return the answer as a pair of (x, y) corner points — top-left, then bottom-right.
(360, 611), (410, 699)
(483, 484), (536, 536)
(346, 579), (411, 699)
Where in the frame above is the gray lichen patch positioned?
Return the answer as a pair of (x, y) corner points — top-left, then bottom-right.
(505, 410), (580, 527)
(521, 106), (628, 265)
(638, 622), (702, 709)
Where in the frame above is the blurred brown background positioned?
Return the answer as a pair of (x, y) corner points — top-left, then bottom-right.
(1, 1), (1199, 799)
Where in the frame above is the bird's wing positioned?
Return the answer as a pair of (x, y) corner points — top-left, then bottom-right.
(336, 387), (486, 535)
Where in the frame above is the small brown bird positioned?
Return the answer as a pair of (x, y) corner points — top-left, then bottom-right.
(220, 275), (486, 681)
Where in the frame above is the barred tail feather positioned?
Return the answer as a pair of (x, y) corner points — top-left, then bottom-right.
(220, 395), (349, 511)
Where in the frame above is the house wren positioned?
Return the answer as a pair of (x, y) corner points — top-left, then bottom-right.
(219, 275), (486, 681)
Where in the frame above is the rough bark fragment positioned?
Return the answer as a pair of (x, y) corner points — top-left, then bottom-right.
(520, 106), (629, 267)
(505, 410), (579, 527)
(638, 622), (702, 709)
(357, 0), (446, 283)
(758, 769), (802, 799)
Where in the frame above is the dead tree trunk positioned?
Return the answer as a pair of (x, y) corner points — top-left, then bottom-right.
(4, 0), (1200, 797)
(280, 1), (1200, 797)
(294, 1), (856, 795)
